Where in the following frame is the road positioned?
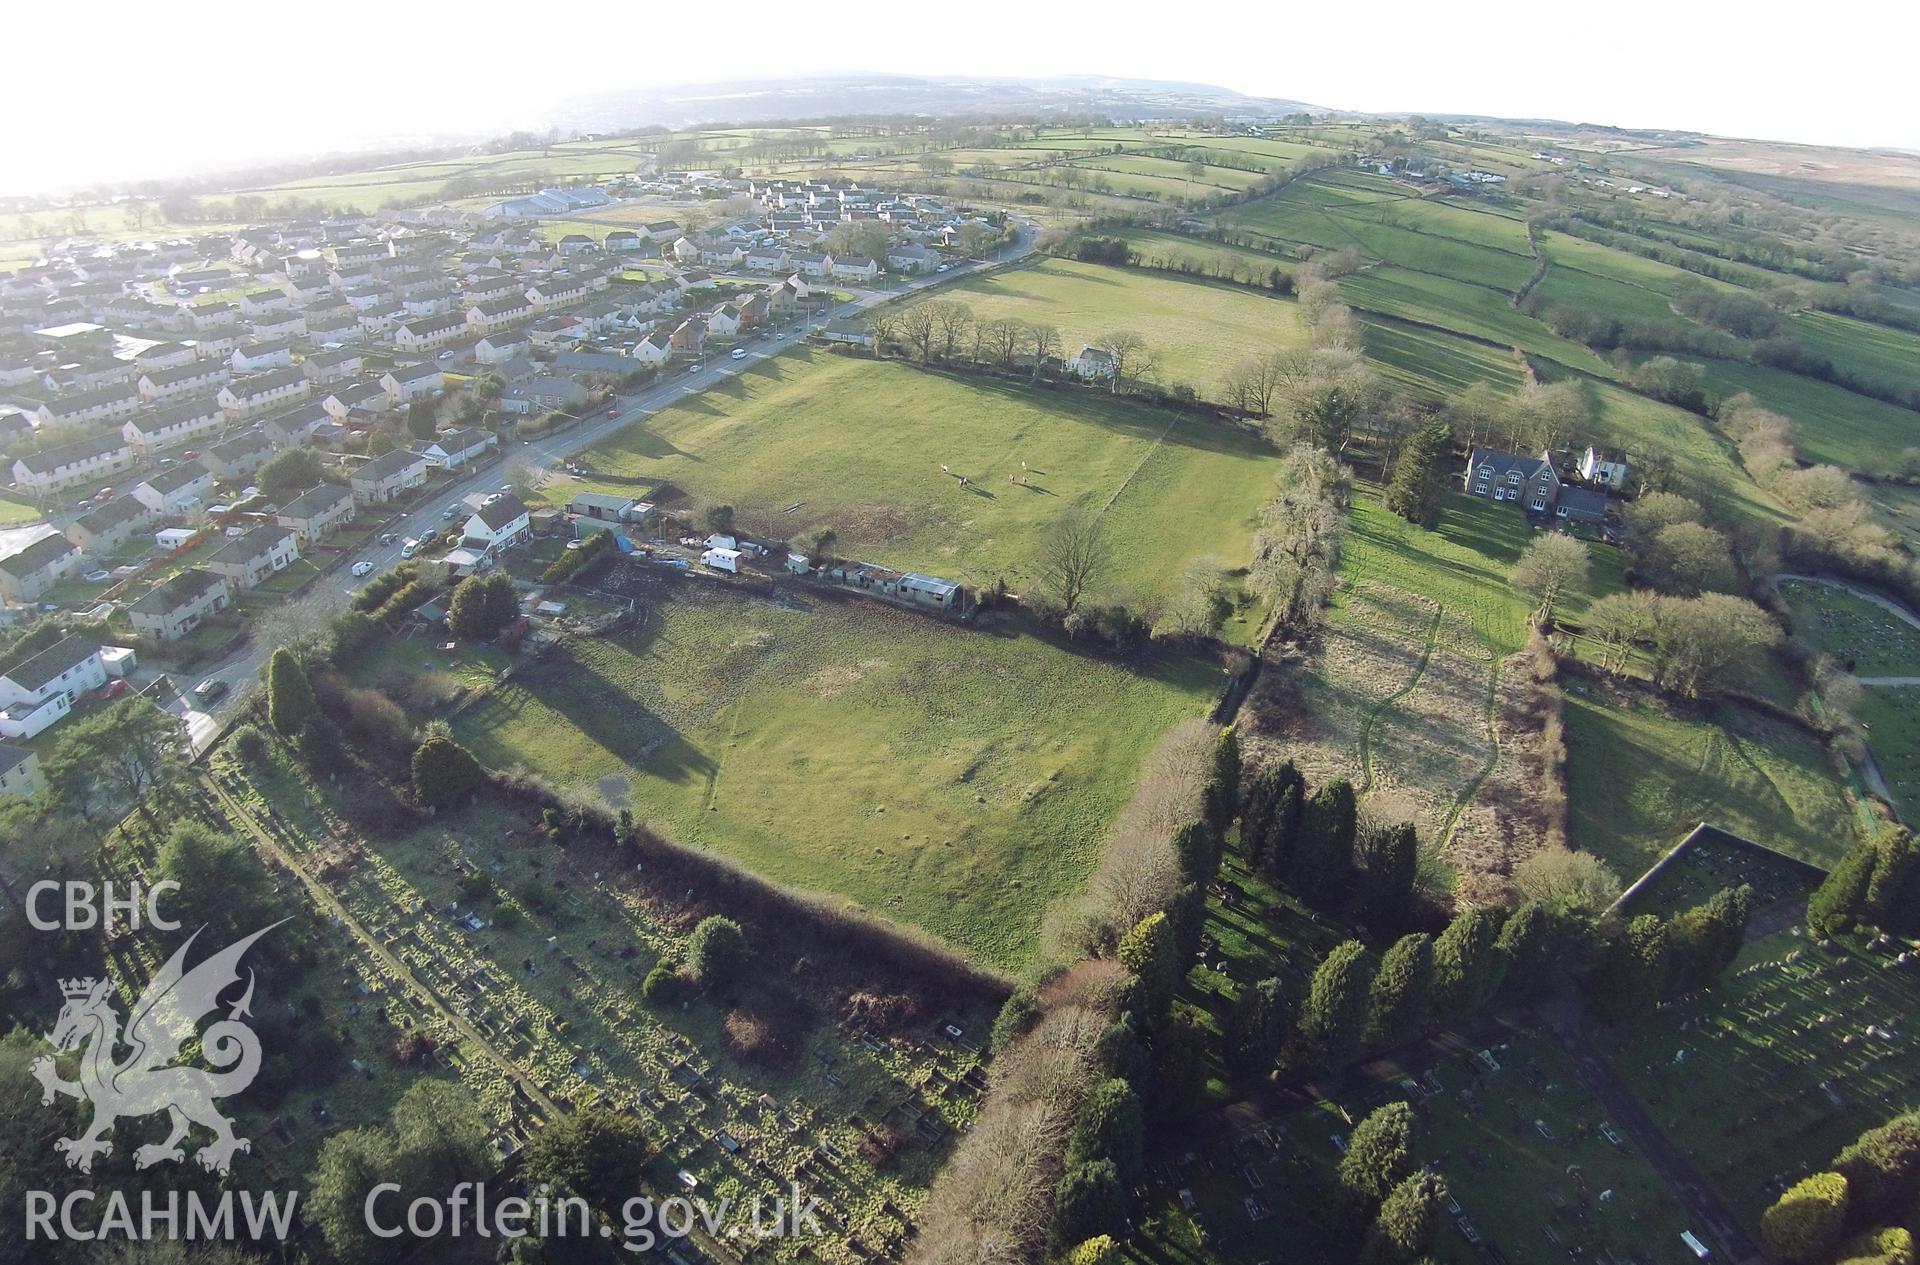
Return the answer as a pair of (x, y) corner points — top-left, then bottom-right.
(167, 220), (1036, 752)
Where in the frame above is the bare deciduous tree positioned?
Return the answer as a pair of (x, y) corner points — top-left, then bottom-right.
(898, 304), (937, 364)
(1510, 533), (1590, 627)
(1037, 507), (1111, 613)
(1100, 330), (1153, 394)
(929, 300), (976, 361)
(1024, 323), (1061, 380)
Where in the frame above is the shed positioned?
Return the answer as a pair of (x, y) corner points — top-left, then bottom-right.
(701, 548), (742, 574)
(155, 527), (198, 551)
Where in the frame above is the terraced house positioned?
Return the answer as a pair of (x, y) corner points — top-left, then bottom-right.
(123, 398), (226, 454)
(137, 359), (230, 401)
(10, 433), (136, 497)
(381, 363), (444, 403)
(218, 366), (311, 419)
(350, 447), (428, 504)
(392, 312), (468, 352)
(203, 428), (278, 481)
(129, 567), (230, 641)
(34, 383), (143, 427)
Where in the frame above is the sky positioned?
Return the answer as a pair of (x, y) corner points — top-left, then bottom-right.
(4, 0), (1915, 196)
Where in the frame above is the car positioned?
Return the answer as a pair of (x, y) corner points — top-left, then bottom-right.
(936, 263), (950, 273)
(76, 498), (93, 510)
(83, 569), (110, 583)
(442, 505), (459, 521)
(378, 532), (396, 546)
(438, 350), (455, 360)
(97, 679), (129, 701)
(182, 451), (197, 460)
(731, 348), (747, 360)
(566, 539), (586, 551)
(96, 487), (114, 501)
(500, 484), (513, 495)
(608, 407), (619, 419)
(689, 363), (702, 373)
(399, 539), (418, 559)
(351, 560), (373, 577)
(192, 679), (228, 705)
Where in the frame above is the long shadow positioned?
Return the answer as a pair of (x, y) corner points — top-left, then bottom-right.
(912, 365), (1265, 460)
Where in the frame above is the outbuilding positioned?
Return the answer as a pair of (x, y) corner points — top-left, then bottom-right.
(701, 547), (742, 574)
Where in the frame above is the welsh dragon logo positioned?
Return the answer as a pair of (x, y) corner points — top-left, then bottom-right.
(31, 922), (284, 1175)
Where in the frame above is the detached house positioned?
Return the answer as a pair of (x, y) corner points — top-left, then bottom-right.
(218, 367), (311, 420)
(832, 255), (880, 282)
(0, 636), (104, 739)
(463, 493), (530, 553)
(421, 427), (496, 471)
(129, 568), (230, 642)
(132, 460), (214, 516)
(207, 524), (298, 589)
(1464, 448), (1562, 513)
(474, 332), (530, 365)
(0, 532), (80, 603)
(350, 448), (428, 505)
(274, 482), (355, 545)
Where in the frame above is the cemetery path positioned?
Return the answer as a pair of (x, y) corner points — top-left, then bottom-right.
(1541, 1002), (1764, 1265)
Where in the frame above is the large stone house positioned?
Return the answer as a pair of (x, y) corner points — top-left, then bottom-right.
(1463, 448), (1561, 513)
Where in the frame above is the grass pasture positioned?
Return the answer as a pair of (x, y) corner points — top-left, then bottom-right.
(1599, 930), (1920, 1232)
(577, 348), (1279, 607)
(1563, 691), (1859, 880)
(1684, 357), (1920, 475)
(451, 587), (1220, 969)
(1857, 685), (1920, 814)
(943, 255), (1311, 390)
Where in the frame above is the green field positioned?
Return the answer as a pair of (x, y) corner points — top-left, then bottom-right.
(577, 348), (1280, 607)
(451, 589), (1219, 969)
(1336, 491), (1539, 654)
(942, 256), (1310, 391)
(1339, 266), (1615, 374)
(1686, 357), (1920, 475)
(1564, 692), (1859, 878)
(1599, 929), (1920, 1231)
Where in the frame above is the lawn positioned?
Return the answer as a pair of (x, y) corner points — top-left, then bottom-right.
(1338, 266), (1615, 374)
(1130, 1033), (1700, 1265)
(0, 490), (42, 525)
(1563, 691), (1860, 880)
(1778, 577), (1920, 676)
(451, 588), (1221, 970)
(576, 348), (1280, 610)
(1361, 320), (1530, 400)
(1789, 309), (1920, 398)
(1598, 929), (1920, 1232)
(1336, 491), (1538, 655)
(942, 256), (1311, 391)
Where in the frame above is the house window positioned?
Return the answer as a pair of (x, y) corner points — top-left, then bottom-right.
(1556, 506), (1569, 517)
(1531, 498), (1546, 511)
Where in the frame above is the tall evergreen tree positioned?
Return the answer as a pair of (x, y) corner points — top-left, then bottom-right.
(1495, 900), (1560, 998)
(1864, 827), (1919, 931)
(267, 646), (316, 737)
(1118, 911), (1179, 1024)
(1338, 1101), (1416, 1203)
(1832, 1111), (1920, 1221)
(1202, 726), (1242, 840)
(1588, 914), (1670, 1024)
(1431, 907), (1506, 1017)
(1225, 976), (1291, 1077)
(1360, 1171), (1448, 1265)
(1301, 939), (1374, 1069)
(1383, 422), (1453, 527)
(1066, 1079), (1146, 1187)
(1364, 822), (1421, 929)
(1293, 778), (1357, 900)
(1666, 885), (1750, 996)
(1171, 820), (1213, 883)
(1263, 779), (1306, 881)
(1809, 839), (1879, 936)
(1365, 933), (1434, 1050)
(1762, 1172), (1850, 1264)
(1239, 762), (1292, 867)
(1052, 1160), (1127, 1251)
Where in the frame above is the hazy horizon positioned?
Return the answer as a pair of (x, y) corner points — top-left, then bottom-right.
(4, 0), (1915, 197)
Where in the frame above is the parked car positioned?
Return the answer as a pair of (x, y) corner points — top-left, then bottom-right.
(98, 679), (129, 701)
(731, 348), (747, 360)
(688, 363), (702, 373)
(936, 264), (950, 273)
(350, 560), (373, 577)
(193, 679), (228, 705)
(442, 505), (459, 521)
(95, 487), (114, 501)
(400, 539), (418, 559)
(182, 450), (198, 460)
(608, 407), (619, 418)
